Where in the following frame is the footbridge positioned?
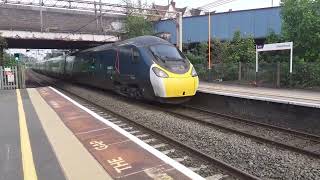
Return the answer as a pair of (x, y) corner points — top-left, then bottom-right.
(0, 0), (126, 49)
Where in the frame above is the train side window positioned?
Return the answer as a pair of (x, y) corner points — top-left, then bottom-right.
(131, 48), (140, 64)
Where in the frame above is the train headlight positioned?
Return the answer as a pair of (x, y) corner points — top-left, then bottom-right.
(191, 67), (198, 77)
(152, 67), (169, 78)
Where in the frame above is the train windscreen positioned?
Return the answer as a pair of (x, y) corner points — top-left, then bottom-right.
(149, 44), (185, 61)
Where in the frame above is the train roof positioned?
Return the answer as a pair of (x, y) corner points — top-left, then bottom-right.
(81, 36), (172, 53)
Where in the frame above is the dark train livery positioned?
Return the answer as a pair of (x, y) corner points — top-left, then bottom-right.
(33, 36), (199, 103)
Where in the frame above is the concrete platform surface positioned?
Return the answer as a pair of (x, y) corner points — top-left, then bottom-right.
(0, 88), (204, 180)
(199, 82), (320, 108)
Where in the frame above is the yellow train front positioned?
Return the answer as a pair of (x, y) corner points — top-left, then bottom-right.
(145, 37), (199, 103)
(149, 63), (199, 103)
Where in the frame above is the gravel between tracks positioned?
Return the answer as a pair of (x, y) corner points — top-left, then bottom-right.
(59, 84), (320, 180)
(172, 108), (319, 151)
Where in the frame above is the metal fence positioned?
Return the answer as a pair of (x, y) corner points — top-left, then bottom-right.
(196, 62), (320, 89)
(0, 65), (25, 90)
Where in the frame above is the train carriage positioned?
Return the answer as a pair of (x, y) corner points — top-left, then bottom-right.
(33, 36), (199, 103)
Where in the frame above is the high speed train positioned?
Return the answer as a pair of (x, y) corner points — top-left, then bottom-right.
(33, 36), (199, 103)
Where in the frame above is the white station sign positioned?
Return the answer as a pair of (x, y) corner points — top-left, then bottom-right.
(256, 42), (293, 52)
(256, 42), (294, 73)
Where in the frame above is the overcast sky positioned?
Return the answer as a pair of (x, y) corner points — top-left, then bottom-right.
(118, 0), (281, 12)
(12, 0), (282, 13)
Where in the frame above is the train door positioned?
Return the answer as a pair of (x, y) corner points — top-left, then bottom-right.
(96, 50), (114, 90)
(130, 46), (142, 84)
(74, 53), (92, 85)
(65, 55), (75, 80)
(88, 53), (98, 85)
(117, 45), (141, 85)
(114, 45), (141, 97)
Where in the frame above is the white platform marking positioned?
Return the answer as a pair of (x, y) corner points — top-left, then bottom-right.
(50, 87), (206, 180)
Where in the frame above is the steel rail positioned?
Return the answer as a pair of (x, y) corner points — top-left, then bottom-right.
(160, 106), (320, 159)
(185, 105), (320, 142)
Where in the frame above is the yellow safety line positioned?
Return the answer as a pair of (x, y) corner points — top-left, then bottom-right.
(16, 89), (38, 180)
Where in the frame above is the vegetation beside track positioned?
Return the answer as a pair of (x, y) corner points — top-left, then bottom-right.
(186, 0), (320, 89)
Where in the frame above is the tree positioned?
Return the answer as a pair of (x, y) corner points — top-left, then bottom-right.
(0, 34), (7, 66)
(123, 15), (153, 39)
(227, 31), (256, 63)
(121, 0), (154, 39)
(211, 38), (230, 64)
(3, 53), (17, 66)
(265, 30), (282, 44)
(281, 0), (320, 61)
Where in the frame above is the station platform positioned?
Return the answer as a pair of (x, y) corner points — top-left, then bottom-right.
(198, 82), (320, 108)
(0, 87), (203, 180)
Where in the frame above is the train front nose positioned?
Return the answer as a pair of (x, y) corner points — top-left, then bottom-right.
(162, 76), (198, 97)
(150, 64), (199, 98)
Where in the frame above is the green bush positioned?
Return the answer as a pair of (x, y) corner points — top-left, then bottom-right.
(278, 60), (320, 88)
(185, 53), (209, 80)
(3, 53), (17, 66)
(291, 62), (320, 88)
(185, 28), (320, 88)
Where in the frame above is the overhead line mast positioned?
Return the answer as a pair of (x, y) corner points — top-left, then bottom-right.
(198, 0), (237, 70)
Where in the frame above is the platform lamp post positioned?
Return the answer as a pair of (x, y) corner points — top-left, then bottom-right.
(198, 7), (212, 69)
(198, 0), (238, 81)
(199, 7), (212, 81)
(99, 0), (103, 32)
(175, 12), (183, 52)
(39, 0), (43, 32)
(208, 11), (211, 70)
(207, 11), (212, 81)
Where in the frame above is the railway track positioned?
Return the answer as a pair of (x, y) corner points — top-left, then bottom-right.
(29, 71), (320, 179)
(158, 105), (320, 159)
(29, 71), (260, 180)
(76, 98), (260, 180)
(30, 70), (320, 160)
